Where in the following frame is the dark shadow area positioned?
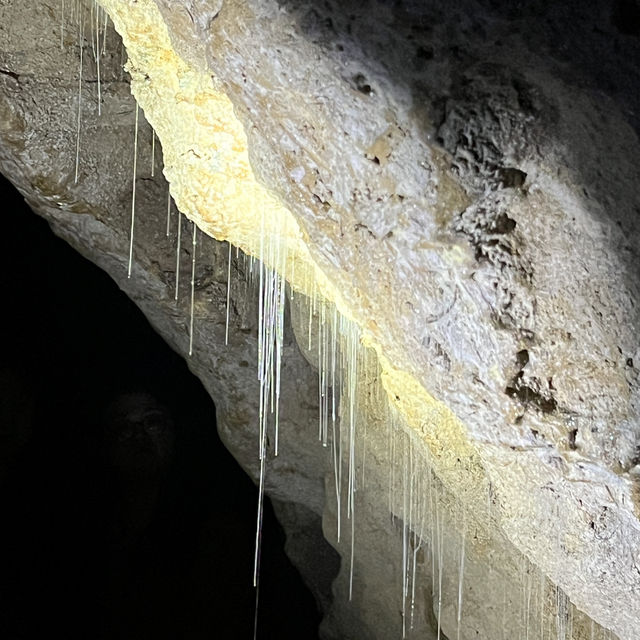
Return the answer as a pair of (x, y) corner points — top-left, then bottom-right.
(274, 0), (640, 132)
(0, 173), (321, 639)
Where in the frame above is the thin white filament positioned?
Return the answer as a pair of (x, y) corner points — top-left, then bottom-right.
(437, 500), (444, 640)
(151, 130), (156, 177)
(90, 1), (96, 59)
(540, 573), (545, 640)
(166, 189), (171, 237)
(101, 6), (108, 55)
(253, 389), (267, 587)
(457, 514), (466, 640)
(175, 212), (182, 300)
(225, 241), (232, 345)
(74, 9), (84, 184)
(402, 442), (408, 638)
(253, 209), (266, 591)
(127, 104), (139, 278)
(94, 1), (101, 116)
(60, 0), (65, 50)
(188, 222), (197, 356)
(349, 501), (355, 601)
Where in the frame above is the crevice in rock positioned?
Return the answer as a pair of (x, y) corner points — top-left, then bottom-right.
(505, 348), (558, 414)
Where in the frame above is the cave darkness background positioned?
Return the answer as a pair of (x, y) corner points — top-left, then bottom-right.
(0, 173), (321, 639)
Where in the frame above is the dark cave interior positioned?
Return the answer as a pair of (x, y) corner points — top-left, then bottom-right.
(0, 173), (320, 639)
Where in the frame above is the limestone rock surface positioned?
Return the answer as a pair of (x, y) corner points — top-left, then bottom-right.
(1, 1), (639, 639)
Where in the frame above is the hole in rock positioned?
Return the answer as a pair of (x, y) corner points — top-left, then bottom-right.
(0, 174), (321, 639)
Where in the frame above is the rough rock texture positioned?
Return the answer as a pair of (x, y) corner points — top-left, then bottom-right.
(1, 0), (640, 639)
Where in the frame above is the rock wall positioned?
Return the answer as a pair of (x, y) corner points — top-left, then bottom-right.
(1, 1), (639, 638)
